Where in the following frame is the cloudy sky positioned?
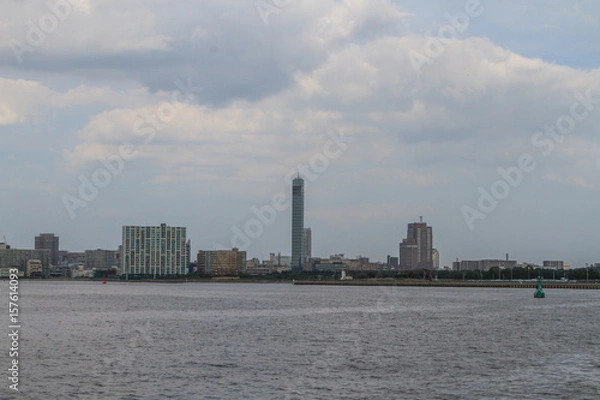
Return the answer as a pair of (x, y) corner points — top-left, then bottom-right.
(1, 0), (599, 267)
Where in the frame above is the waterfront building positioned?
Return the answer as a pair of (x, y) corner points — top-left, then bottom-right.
(85, 249), (117, 270)
(399, 217), (433, 270)
(0, 248), (50, 276)
(197, 248), (246, 275)
(291, 176), (304, 273)
(35, 233), (59, 265)
(121, 223), (188, 278)
(313, 254), (379, 272)
(453, 259), (517, 271)
(26, 259), (43, 277)
(543, 260), (564, 269)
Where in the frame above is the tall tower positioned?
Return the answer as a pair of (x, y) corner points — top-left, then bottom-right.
(291, 176), (304, 274)
(303, 227), (312, 270)
(399, 218), (433, 270)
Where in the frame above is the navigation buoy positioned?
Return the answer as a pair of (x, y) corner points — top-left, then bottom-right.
(534, 275), (545, 298)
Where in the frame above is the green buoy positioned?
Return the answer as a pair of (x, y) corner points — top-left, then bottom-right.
(534, 275), (545, 298)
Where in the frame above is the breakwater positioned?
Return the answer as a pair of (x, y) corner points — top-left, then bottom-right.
(292, 280), (600, 289)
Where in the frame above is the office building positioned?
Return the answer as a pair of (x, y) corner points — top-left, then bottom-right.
(197, 248), (246, 275)
(432, 248), (440, 269)
(85, 249), (116, 270)
(399, 217), (432, 270)
(291, 176), (304, 273)
(399, 238), (418, 269)
(35, 233), (59, 265)
(0, 248), (50, 277)
(121, 223), (188, 278)
(387, 255), (399, 269)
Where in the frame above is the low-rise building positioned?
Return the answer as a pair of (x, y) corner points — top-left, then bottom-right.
(26, 259), (43, 277)
(543, 260), (564, 269)
(197, 248), (246, 275)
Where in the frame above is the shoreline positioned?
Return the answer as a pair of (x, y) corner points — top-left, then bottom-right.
(8, 278), (600, 289)
(292, 280), (600, 289)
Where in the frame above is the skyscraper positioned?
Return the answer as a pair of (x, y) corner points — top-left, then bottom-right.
(303, 227), (312, 271)
(35, 233), (59, 265)
(121, 223), (188, 278)
(399, 217), (433, 270)
(291, 176), (304, 273)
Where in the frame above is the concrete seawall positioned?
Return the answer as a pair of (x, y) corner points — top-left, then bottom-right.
(292, 280), (600, 289)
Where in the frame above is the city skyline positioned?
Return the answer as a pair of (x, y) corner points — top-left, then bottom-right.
(0, 1), (599, 268)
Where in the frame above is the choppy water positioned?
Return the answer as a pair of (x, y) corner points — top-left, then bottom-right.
(2, 281), (599, 399)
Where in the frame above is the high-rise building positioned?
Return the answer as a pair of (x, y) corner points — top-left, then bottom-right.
(399, 217), (433, 270)
(197, 248), (246, 275)
(399, 238), (418, 269)
(432, 248), (440, 269)
(291, 176), (304, 273)
(387, 255), (399, 269)
(35, 233), (59, 265)
(121, 223), (188, 278)
(303, 227), (312, 270)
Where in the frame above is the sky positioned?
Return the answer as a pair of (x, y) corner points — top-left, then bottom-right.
(0, 0), (599, 268)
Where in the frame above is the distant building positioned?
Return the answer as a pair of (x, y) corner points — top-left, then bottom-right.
(62, 252), (85, 267)
(432, 248), (440, 269)
(303, 227), (312, 270)
(387, 255), (398, 269)
(313, 254), (379, 272)
(26, 259), (43, 277)
(197, 248), (246, 275)
(35, 233), (59, 265)
(0, 248), (50, 277)
(0, 242), (10, 250)
(453, 259), (517, 271)
(543, 260), (564, 270)
(85, 249), (116, 270)
(291, 176), (304, 273)
(268, 253), (292, 267)
(121, 223), (188, 278)
(399, 217), (433, 270)
(399, 238), (418, 269)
